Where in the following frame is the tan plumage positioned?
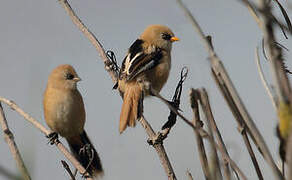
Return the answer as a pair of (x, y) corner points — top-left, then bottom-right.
(43, 64), (103, 177)
(118, 25), (179, 133)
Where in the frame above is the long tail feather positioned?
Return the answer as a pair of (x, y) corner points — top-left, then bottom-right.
(67, 131), (103, 178)
(119, 83), (142, 133)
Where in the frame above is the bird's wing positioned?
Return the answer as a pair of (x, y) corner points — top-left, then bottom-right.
(120, 39), (163, 81)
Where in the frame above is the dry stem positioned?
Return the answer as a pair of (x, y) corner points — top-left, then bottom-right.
(189, 89), (211, 180)
(0, 103), (31, 180)
(255, 47), (277, 109)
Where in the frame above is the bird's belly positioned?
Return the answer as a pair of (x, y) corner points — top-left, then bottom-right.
(147, 61), (170, 92)
(50, 100), (84, 138)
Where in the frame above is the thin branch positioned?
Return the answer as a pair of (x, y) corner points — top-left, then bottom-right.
(189, 89), (211, 180)
(58, 0), (118, 83)
(211, 67), (264, 180)
(176, 0), (282, 179)
(186, 170), (194, 180)
(255, 46), (277, 109)
(0, 97), (93, 180)
(61, 160), (76, 180)
(139, 116), (177, 180)
(241, 0), (263, 30)
(0, 103), (31, 180)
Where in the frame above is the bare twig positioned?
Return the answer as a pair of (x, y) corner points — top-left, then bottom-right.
(199, 88), (240, 180)
(186, 170), (194, 180)
(189, 89), (211, 180)
(0, 97), (93, 180)
(176, 0), (282, 178)
(0, 103), (31, 180)
(211, 67), (264, 180)
(241, 0), (263, 30)
(139, 116), (177, 180)
(255, 47), (277, 109)
(61, 160), (76, 180)
(58, 0), (118, 83)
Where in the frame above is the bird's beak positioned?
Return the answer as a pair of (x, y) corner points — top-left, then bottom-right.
(73, 77), (81, 82)
(170, 36), (179, 42)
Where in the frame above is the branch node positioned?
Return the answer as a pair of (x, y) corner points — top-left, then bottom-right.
(3, 129), (14, 139)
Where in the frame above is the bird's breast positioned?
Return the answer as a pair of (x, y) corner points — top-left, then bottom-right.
(44, 88), (85, 138)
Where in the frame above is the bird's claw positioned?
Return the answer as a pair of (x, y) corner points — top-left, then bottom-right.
(46, 132), (58, 145)
(81, 171), (91, 179)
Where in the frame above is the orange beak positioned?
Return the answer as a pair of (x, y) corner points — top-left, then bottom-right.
(170, 36), (180, 42)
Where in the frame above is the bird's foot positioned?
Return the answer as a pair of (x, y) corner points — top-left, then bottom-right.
(79, 144), (93, 157)
(81, 171), (91, 179)
(46, 132), (58, 145)
(79, 144), (95, 179)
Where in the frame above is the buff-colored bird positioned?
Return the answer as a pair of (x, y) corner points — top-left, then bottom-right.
(118, 25), (179, 133)
(43, 64), (103, 177)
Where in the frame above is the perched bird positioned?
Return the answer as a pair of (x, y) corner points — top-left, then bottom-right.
(43, 64), (103, 177)
(118, 25), (179, 133)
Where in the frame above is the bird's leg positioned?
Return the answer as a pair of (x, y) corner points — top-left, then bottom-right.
(46, 132), (59, 145)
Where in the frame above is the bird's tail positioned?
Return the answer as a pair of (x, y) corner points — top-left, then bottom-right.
(67, 131), (103, 178)
(119, 82), (143, 133)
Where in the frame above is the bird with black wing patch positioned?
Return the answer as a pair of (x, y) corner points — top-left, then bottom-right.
(118, 25), (179, 133)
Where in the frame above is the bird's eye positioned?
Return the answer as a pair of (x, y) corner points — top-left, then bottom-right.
(65, 73), (74, 80)
(161, 33), (171, 40)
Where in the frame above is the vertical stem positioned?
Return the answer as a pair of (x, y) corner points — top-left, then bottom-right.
(139, 116), (177, 180)
(189, 89), (211, 180)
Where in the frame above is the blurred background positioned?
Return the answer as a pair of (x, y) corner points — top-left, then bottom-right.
(0, 0), (292, 179)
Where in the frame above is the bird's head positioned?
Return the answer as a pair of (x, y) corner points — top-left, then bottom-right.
(140, 24), (179, 52)
(47, 64), (81, 90)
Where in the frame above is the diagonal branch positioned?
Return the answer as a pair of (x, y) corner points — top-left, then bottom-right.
(0, 97), (93, 180)
(58, 0), (118, 83)
(0, 103), (31, 180)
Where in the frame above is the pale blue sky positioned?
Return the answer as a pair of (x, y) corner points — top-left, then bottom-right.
(0, 0), (292, 179)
